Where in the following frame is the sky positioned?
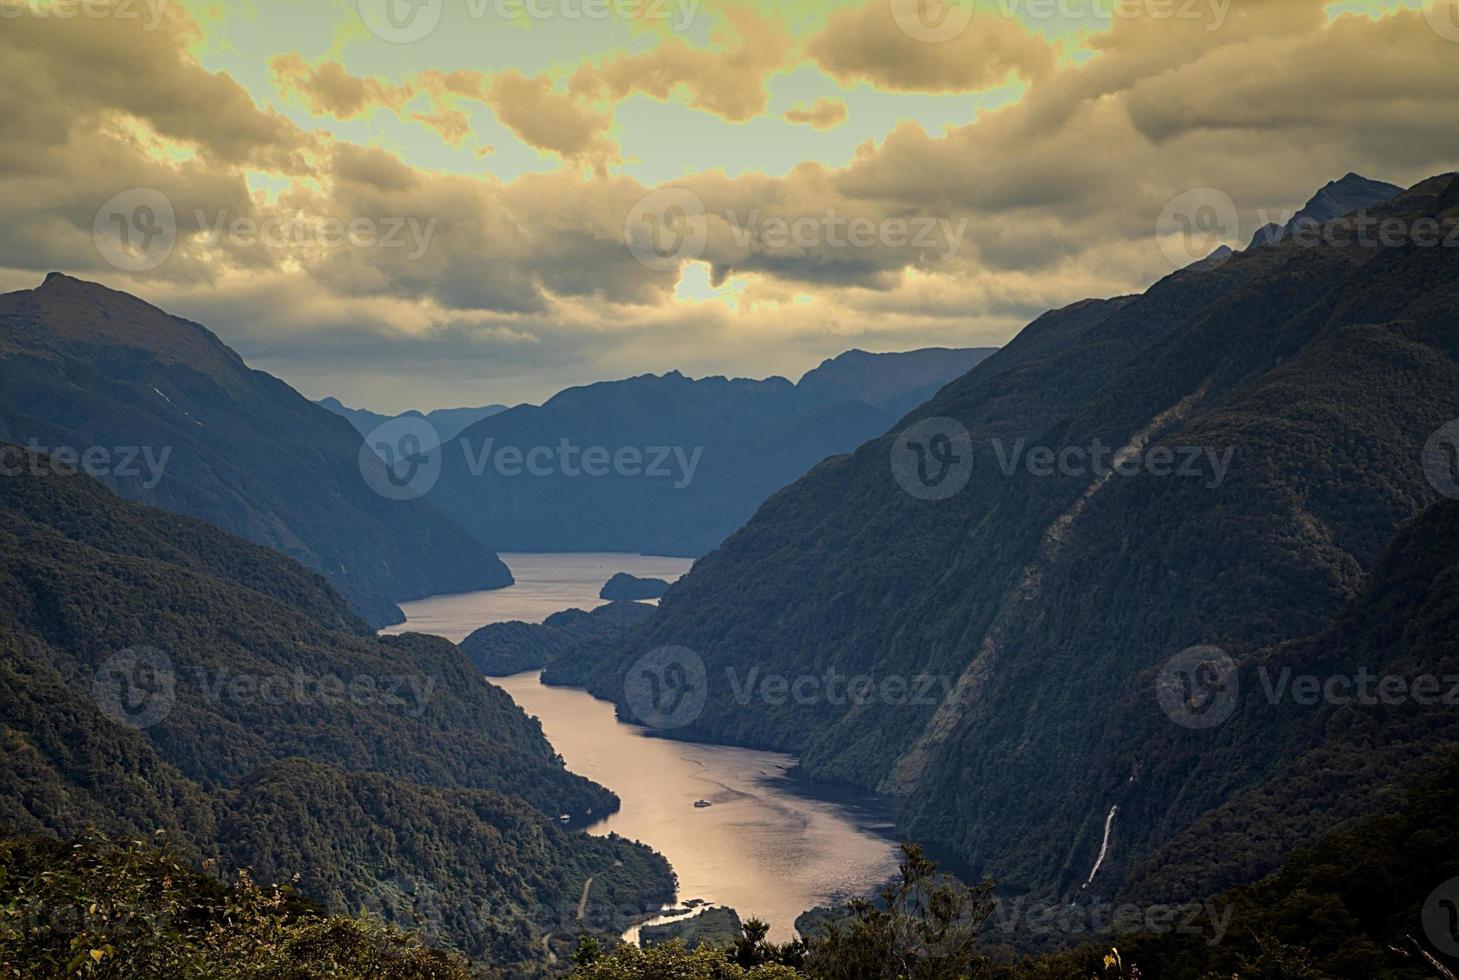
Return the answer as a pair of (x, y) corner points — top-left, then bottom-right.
(0, 0), (1456, 410)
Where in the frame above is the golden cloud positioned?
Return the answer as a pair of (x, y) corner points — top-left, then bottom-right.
(784, 98), (849, 130)
(807, 4), (1055, 93)
(568, 7), (792, 122)
(270, 54), (413, 118)
(1, 0), (1457, 409)
(483, 72), (620, 174)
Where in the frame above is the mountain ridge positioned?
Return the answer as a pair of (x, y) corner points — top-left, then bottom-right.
(427, 347), (996, 556)
(0, 274), (512, 626)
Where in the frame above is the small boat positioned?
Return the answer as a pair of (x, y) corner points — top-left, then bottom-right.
(558, 814), (571, 823)
(693, 800), (712, 809)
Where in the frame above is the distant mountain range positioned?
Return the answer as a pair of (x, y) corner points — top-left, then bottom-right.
(0, 450), (672, 966)
(550, 171), (1459, 911)
(317, 397), (508, 449)
(424, 347), (995, 556)
(0, 274), (510, 626)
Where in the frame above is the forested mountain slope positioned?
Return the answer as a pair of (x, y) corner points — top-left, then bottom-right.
(0, 451), (672, 966)
(551, 173), (1459, 903)
(0, 274), (511, 626)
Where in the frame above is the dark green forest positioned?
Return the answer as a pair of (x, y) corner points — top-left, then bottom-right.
(8, 752), (1456, 979)
(0, 453), (674, 970)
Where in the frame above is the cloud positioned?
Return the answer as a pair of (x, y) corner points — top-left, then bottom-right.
(568, 7), (793, 122)
(0, 3), (308, 173)
(481, 72), (620, 174)
(1, 0), (1457, 411)
(270, 54), (413, 118)
(807, 4), (1055, 93)
(784, 98), (848, 130)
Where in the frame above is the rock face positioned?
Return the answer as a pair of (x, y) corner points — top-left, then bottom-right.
(1246, 172), (1404, 248)
(550, 173), (1459, 904)
(600, 572), (672, 601)
(0, 274), (512, 626)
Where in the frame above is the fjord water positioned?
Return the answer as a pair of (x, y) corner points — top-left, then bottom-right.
(388, 553), (900, 942)
(380, 552), (695, 640)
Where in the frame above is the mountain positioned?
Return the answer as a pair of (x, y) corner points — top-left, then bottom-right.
(426, 348), (996, 557)
(797, 347), (999, 417)
(318, 396), (509, 448)
(1247, 172), (1405, 248)
(548, 173), (1459, 906)
(0, 274), (511, 626)
(601, 573), (671, 600)
(0, 449), (673, 967)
